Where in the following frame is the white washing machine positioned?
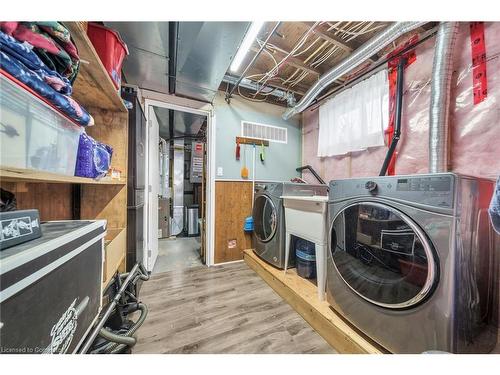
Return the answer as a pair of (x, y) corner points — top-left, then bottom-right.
(326, 173), (499, 353)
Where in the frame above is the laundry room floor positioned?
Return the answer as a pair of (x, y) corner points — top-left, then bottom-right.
(153, 237), (203, 274)
(132, 261), (335, 354)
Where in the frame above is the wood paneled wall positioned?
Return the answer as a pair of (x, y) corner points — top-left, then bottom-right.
(214, 181), (253, 264)
(80, 109), (128, 232)
(0, 182), (73, 221)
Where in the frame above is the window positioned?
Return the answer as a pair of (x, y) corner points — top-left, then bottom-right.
(318, 69), (389, 157)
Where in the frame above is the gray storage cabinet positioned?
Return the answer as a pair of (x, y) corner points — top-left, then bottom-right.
(0, 220), (106, 354)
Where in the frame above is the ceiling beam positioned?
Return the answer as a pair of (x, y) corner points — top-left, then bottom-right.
(250, 45), (320, 77)
(301, 22), (378, 63)
(312, 28), (353, 53)
(300, 22), (357, 53)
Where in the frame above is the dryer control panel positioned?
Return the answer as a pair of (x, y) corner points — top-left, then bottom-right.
(329, 173), (456, 211)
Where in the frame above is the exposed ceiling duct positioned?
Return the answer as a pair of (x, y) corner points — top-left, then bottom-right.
(106, 22), (249, 102)
(175, 22), (249, 102)
(105, 22), (170, 94)
(154, 107), (206, 140)
(282, 22), (426, 120)
(429, 22), (459, 173)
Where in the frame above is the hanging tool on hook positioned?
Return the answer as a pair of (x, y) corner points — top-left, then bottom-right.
(235, 138), (241, 160)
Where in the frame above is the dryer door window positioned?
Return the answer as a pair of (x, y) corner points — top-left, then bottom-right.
(253, 195), (277, 243)
(330, 202), (438, 309)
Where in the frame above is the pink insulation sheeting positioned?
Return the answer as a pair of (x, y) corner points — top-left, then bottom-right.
(452, 22), (500, 180)
(302, 22), (500, 183)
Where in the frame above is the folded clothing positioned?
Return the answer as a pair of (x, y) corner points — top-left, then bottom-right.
(75, 132), (113, 179)
(0, 30), (72, 94)
(0, 22), (79, 83)
(0, 31), (92, 126)
(489, 176), (500, 234)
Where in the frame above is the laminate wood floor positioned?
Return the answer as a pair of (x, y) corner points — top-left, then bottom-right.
(153, 237), (203, 274)
(132, 261), (335, 354)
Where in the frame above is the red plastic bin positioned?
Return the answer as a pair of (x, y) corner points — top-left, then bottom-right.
(87, 23), (129, 90)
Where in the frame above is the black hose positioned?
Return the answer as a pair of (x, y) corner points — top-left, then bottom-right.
(103, 303), (148, 354)
(379, 57), (406, 176)
(296, 165), (326, 185)
(80, 263), (150, 353)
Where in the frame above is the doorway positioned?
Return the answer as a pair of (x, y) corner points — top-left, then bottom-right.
(144, 98), (214, 273)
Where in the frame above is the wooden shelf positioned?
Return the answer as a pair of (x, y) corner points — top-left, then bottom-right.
(243, 249), (388, 354)
(0, 166), (126, 185)
(102, 228), (127, 289)
(0, 22), (130, 287)
(65, 22), (127, 113)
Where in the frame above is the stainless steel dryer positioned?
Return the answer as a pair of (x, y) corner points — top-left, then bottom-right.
(253, 182), (328, 269)
(326, 173), (499, 353)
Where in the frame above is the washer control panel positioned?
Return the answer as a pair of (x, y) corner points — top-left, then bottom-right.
(330, 173), (455, 210)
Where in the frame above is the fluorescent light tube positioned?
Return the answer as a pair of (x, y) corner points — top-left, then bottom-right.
(230, 21), (265, 73)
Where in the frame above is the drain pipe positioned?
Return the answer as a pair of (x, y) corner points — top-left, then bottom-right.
(282, 22), (426, 120)
(379, 57), (406, 176)
(429, 22), (459, 173)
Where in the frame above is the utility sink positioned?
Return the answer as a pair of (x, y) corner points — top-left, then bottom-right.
(280, 195), (329, 301)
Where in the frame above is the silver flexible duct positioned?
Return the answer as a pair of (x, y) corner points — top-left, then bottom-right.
(282, 22), (426, 120)
(429, 22), (459, 173)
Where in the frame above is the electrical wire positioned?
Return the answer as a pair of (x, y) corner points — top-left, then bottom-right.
(238, 85), (268, 102)
(237, 21), (390, 102)
(252, 22), (322, 95)
(328, 21), (387, 37)
(236, 73), (278, 102)
(288, 21), (384, 88)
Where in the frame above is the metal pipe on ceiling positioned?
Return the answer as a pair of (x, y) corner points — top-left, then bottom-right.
(307, 25), (439, 112)
(429, 22), (459, 173)
(225, 22), (282, 103)
(168, 22), (179, 94)
(282, 22), (427, 120)
(222, 74), (291, 101)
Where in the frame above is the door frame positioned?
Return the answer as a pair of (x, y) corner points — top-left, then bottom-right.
(143, 97), (216, 268)
(145, 106), (160, 271)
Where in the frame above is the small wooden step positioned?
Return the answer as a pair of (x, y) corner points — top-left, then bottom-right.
(243, 249), (388, 354)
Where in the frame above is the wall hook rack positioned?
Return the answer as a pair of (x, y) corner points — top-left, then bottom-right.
(235, 136), (269, 147)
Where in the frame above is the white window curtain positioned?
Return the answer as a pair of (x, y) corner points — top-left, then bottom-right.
(317, 69), (389, 157)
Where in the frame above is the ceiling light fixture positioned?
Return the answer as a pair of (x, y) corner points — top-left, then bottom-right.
(230, 21), (265, 73)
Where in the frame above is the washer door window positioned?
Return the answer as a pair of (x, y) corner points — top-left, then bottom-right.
(330, 202), (437, 309)
(253, 195), (277, 243)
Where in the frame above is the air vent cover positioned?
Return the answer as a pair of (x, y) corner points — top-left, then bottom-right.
(241, 121), (287, 144)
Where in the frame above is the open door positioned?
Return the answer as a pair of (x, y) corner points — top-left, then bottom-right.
(146, 105), (160, 271)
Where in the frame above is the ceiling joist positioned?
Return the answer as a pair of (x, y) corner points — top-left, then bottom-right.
(250, 45), (320, 77)
(227, 21), (389, 106)
(302, 22), (378, 63)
